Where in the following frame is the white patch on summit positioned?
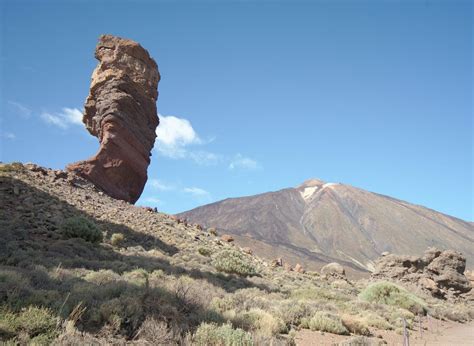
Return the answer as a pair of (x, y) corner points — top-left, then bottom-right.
(301, 186), (319, 200)
(323, 183), (339, 188)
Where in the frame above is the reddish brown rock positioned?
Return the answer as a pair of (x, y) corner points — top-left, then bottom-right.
(294, 263), (305, 273)
(271, 258), (283, 267)
(242, 247), (253, 255)
(67, 34), (160, 203)
(221, 234), (234, 243)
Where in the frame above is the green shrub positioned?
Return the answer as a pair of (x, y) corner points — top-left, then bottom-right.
(291, 287), (351, 302)
(359, 282), (426, 315)
(212, 250), (256, 276)
(0, 306), (58, 343)
(194, 322), (253, 345)
(84, 270), (121, 285)
(110, 233), (124, 247)
(275, 300), (319, 327)
(361, 312), (393, 330)
(122, 269), (149, 286)
(302, 311), (349, 335)
(60, 217), (103, 243)
(198, 247), (212, 257)
(235, 308), (286, 336)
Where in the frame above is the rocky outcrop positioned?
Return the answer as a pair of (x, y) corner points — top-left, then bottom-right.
(321, 262), (346, 279)
(67, 35), (160, 203)
(371, 248), (472, 299)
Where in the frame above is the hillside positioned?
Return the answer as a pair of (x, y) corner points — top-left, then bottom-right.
(178, 179), (474, 274)
(1, 162), (472, 345)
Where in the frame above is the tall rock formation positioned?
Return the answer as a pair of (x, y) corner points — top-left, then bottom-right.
(68, 35), (160, 203)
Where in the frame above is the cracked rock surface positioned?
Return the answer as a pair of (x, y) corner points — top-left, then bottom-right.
(68, 34), (160, 203)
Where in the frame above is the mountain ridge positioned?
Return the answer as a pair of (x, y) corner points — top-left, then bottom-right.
(178, 179), (474, 275)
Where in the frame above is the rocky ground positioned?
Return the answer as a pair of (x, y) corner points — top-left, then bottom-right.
(0, 162), (473, 345)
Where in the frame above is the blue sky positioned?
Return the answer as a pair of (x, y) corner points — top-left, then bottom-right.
(0, 0), (472, 220)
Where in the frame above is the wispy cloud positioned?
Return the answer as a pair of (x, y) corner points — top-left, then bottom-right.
(188, 150), (221, 166)
(229, 154), (260, 170)
(149, 179), (174, 191)
(8, 101), (32, 118)
(142, 197), (162, 205)
(0, 132), (16, 140)
(183, 187), (211, 197)
(40, 108), (83, 129)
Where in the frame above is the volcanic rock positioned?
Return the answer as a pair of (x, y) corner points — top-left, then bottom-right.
(294, 263), (305, 273)
(67, 34), (160, 203)
(321, 262), (346, 279)
(371, 248), (471, 299)
(221, 234), (234, 243)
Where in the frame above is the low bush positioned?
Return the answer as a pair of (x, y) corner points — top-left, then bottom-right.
(0, 306), (58, 343)
(136, 317), (177, 344)
(84, 270), (121, 285)
(194, 322), (253, 345)
(361, 312), (393, 330)
(301, 311), (349, 335)
(341, 315), (371, 336)
(212, 250), (256, 276)
(110, 233), (124, 247)
(359, 282), (426, 315)
(60, 217), (103, 243)
(198, 247), (212, 257)
(232, 308), (286, 336)
(275, 300), (319, 328)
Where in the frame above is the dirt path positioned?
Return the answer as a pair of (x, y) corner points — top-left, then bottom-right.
(295, 319), (474, 346)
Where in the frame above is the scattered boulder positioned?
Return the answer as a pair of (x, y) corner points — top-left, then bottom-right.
(242, 247), (253, 255)
(208, 227), (218, 236)
(67, 34), (160, 204)
(294, 263), (305, 273)
(321, 262), (346, 279)
(371, 248), (471, 299)
(271, 258), (283, 267)
(221, 234), (234, 243)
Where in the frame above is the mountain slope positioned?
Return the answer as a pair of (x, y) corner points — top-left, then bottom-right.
(178, 179), (474, 273)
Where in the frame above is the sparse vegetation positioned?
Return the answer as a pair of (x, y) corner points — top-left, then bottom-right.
(341, 315), (371, 336)
(0, 306), (58, 344)
(359, 282), (427, 315)
(110, 232), (124, 246)
(60, 216), (103, 243)
(1, 165), (472, 344)
(301, 311), (349, 335)
(212, 250), (256, 276)
(194, 322), (253, 345)
(198, 247), (212, 257)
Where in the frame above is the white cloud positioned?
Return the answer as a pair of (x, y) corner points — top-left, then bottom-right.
(149, 179), (174, 191)
(40, 107), (83, 129)
(8, 101), (32, 118)
(183, 187), (210, 197)
(229, 154), (260, 170)
(1, 132), (16, 139)
(142, 197), (162, 205)
(155, 115), (202, 158)
(188, 150), (221, 166)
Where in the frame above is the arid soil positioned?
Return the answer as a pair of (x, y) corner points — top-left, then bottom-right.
(295, 318), (474, 345)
